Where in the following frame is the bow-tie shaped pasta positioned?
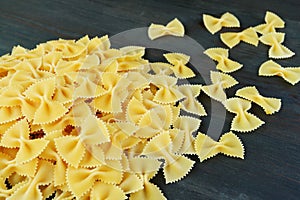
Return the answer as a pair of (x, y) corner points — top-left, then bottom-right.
(201, 71), (238, 102)
(259, 32), (295, 59)
(204, 48), (243, 73)
(90, 181), (127, 200)
(38, 131), (69, 186)
(24, 77), (68, 124)
(7, 160), (54, 200)
(255, 11), (285, 35)
(150, 75), (185, 104)
(117, 46), (148, 71)
(163, 53), (195, 78)
(148, 18), (185, 40)
(47, 38), (87, 59)
(92, 72), (130, 113)
(130, 172), (167, 200)
(118, 172), (144, 195)
(0, 119), (49, 164)
(142, 132), (195, 184)
(223, 97), (265, 132)
(0, 106), (22, 125)
(194, 132), (244, 162)
(67, 165), (123, 198)
(203, 12), (240, 34)
(135, 105), (173, 138)
(220, 27), (259, 48)
(178, 84), (207, 116)
(150, 62), (173, 76)
(259, 60), (300, 85)
(236, 86), (281, 114)
(173, 116), (201, 155)
(0, 152), (38, 178)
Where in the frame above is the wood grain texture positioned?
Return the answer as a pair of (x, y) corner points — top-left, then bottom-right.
(0, 0), (299, 199)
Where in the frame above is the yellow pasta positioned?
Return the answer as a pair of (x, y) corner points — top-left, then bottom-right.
(194, 132), (244, 162)
(204, 48), (243, 73)
(163, 52), (195, 78)
(259, 60), (300, 85)
(173, 116), (201, 155)
(150, 75), (185, 104)
(178, 84), (207, 116)
(148, 18), (185, 40)
(220, 27), (259, 48)
(255, 11), (285, 35)
(236, 86), (281, 114)
(67, 165), (123, 198)
(0, 119), (49, 164)
(201, 71), (238, 102)
(90, 181), (127, 200)
(8, 160), (54, 200)
(142, 132), (195, 183)
(223, 97), (265, 132)
(259, 32), (295, 59)
(130, 173), (167, 200)
(203, 12), (240, 34)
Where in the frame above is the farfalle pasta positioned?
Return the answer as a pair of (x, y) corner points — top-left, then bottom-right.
(204, 47), (243, 73)
(220, 27), (259, 48)
(259, 60), (300, 85)
(255, 11), (285, 35)
(223, 97), (265, 132)
(236, 86), (281, 115)
(203, 12), (240, 34)
(0, 11), (297, 199)
(201, 71), (238, 102)
(163, 53), (195, 78)
(194, 132), (244, 162)
(259, 32), (295, 59)
(148, 18), (185, 40)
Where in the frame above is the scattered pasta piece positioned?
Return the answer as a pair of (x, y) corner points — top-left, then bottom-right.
(255, 11), (285, 35)
(148, 18), (185, 40)
(201, 71), (238, 102)
(236, 86), (281, 115)
(178, 84), (207, 116)
(163, 53), (195, 78)
(194, 132), (244, 162)
(223, 97), (265, 132)
(259, 60), (300, 85)
(220, 27), (259, 48)
(204, 47), (243, 73)
(203, 12), (240, 34)
(259, 32), (295, 59)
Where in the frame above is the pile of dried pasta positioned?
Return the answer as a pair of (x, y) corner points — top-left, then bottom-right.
(0, 11), (299, 200)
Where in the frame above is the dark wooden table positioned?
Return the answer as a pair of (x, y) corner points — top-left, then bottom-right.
(0, 0), (299, 199)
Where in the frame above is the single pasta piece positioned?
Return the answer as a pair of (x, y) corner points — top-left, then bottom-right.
(163, 52), (195, 78)
(130, 172), (167, 200)
(203, 12), (240, 34)
(236, 86), (281, 114)
(142, 132), (195, 184)
(255, 11), (285, 35)
(148, 18), (185, 40)
(220, 27), (259, 48)
(178, 84), (207, 116)
(259, 60), (300, 85)
(259, 32), (295, 59)
(201, 71), (239, 102)
(194, 131), (244, 162)
(223, 97), (265, 132)
(204, 47), (243, 73)
(0, 119), (49, 164)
